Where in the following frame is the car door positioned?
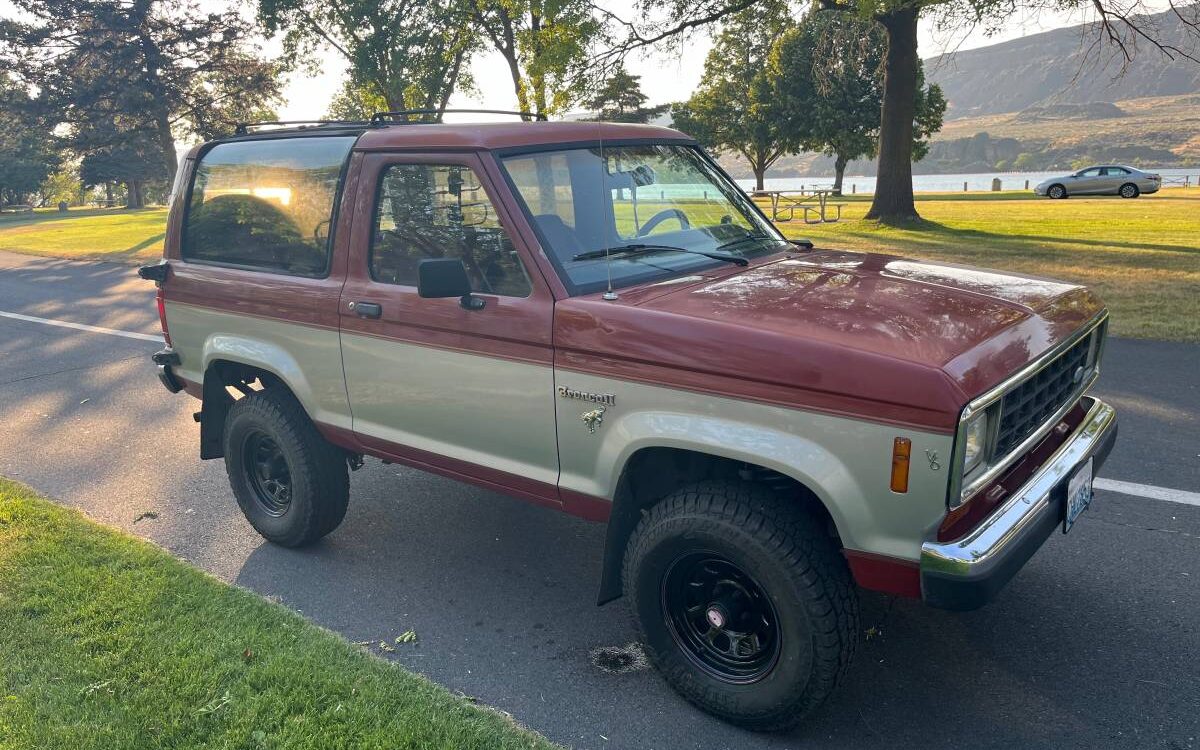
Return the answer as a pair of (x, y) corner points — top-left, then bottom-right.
(1073, 167), (1103, 194)
(338, 151), (561, 505)
(1105, 166), (1133, 192)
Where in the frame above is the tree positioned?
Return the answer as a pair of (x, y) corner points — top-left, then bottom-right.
(0, 83), (59, 206)
(671, 2), (793, 191)
(609, 0), (1200, 222)
(586, 63), (668, 122)
(80, 142), (165, 209)
(38, 167), (84, 208)
(2, 0), (283, 188)
(326, 82), (390, 121)
(470, 0), (603, 117)
(259, 0), (476, 118)
(769, 11), (945, 195)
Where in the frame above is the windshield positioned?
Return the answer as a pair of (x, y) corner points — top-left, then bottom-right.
(499, 143), (788, 294)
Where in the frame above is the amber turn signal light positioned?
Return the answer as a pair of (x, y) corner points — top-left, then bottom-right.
(890, 437), (911, 493)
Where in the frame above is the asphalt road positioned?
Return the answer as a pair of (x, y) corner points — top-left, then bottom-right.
(0, 250), (1196, 750)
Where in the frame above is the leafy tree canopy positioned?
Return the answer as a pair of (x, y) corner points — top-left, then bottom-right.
(586, 63), (668, 122)
(470, 0), (605, 117)
(0, 81), (60, 205)
(259, 0), (477, 117)
(1, 0), (281, 200)
(769, 11), (945, 193)
(670, 1), (794, 190)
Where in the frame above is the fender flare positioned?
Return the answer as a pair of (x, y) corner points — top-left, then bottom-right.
(589, 410), (871, 604)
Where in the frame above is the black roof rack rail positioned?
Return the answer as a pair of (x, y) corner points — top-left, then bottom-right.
(233, 120), (370, 135)
(368, 109), (547, 124)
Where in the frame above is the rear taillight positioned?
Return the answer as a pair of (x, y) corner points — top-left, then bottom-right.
(156, 288), (172, 346)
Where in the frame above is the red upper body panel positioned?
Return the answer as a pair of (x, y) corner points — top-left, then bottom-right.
(553, 249), (1103, 432)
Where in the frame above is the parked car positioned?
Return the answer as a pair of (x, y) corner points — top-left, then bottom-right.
(1034, 165), (1161, 198)
(140, 113), (1117, 732)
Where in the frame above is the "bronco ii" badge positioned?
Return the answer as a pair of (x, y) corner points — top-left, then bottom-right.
(556, 386), (616, 406)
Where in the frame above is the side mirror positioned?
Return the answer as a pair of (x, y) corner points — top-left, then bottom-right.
(417, 258), (485, 310)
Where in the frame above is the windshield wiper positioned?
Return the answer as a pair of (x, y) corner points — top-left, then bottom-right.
(572, 243), (749, 267)
(716, 232), (780, 253)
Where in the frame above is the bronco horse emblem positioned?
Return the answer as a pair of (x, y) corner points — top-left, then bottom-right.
(580, 407), (606, 434)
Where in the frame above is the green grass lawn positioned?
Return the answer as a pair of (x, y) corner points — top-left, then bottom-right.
(0, 207), (167, 262)
(759, 190), (1200, 341)
(0, 479), (556, 750)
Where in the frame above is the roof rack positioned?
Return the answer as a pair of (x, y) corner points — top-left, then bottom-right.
(233, 120), (369, 135)
(368, 109), (547, 124)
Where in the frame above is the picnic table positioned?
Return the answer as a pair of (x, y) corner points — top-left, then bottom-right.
(751, 189), (844, 224)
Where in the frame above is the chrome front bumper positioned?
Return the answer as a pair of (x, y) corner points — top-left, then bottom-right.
(920, 397), (1118, 610)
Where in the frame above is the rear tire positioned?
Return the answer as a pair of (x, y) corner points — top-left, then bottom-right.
(1119, 182), (1140, 198)
(623, 480), (858, 732)
(1047, 184), (1067, 199)
(223, 389), (349, 547)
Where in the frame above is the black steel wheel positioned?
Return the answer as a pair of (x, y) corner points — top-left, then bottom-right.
(242, 430), (293, 517)
(223, 388), (349, 547)
(624, 480), (858, 732)
(662, 552), (781, 684)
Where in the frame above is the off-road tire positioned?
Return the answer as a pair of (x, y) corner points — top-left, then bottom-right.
(1047, 184), (1067, 199)
(623, 480), (858, 731)
(1119, 182), (1140, 198)
(223, 389), (349, 547)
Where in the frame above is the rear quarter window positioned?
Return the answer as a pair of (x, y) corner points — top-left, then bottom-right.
(182, 136), (356, 277)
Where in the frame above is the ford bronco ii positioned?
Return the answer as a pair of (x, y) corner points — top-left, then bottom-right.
(141, 112), (1118, 731)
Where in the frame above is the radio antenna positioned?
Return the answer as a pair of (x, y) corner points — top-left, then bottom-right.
(599, 130), (618, 301)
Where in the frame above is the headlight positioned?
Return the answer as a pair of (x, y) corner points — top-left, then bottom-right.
(962, 412), (989, 474)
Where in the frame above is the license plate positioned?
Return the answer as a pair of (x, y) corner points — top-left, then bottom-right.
(1063, 457), (1094, 533)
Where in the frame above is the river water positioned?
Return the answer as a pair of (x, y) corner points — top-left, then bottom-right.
(735, 168), (1199, 194)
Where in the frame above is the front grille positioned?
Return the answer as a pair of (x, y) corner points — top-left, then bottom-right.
(994, 332), (1094, 457)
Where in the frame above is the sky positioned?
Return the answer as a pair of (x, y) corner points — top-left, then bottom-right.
(272, 1), (1100, 121)
(0, 0), (1117, 122)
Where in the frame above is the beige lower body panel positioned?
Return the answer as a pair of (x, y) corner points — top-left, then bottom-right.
(164, 301), (352, 431)
(554, 371), (954, 561)
(165, 301), (949, 562)
(340, 333), (560, 488)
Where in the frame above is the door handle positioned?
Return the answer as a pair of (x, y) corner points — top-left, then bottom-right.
(350, 301), (382, 319)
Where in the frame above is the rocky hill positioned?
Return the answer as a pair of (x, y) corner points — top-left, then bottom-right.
(926, 9), (1200, 117)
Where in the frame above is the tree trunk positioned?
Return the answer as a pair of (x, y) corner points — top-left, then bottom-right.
(132, 0), (178, 185)
(104, 182), (114, 206)
(752, 163), (766, 192)
(126, 180), (145, 209)
(832, 154), (848, 196)
(865, 7), (920, 223)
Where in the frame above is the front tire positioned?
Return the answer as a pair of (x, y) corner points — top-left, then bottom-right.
(1047, 184), (1067, 199)
(1119, 182), (1140, 198)
(623, 480), (858, 731)
(223, 389), (349, 547)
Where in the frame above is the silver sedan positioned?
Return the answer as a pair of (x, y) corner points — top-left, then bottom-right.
(1034, 165), (1161, 199)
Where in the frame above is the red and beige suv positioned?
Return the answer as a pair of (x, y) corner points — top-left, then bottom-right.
(141, 113), (1118, 731)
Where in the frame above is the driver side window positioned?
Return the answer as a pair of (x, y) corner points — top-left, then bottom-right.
(370, 163), (531, 297)
(1078, 168), (1101, 177)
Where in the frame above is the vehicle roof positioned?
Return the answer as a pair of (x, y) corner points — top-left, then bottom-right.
(352, 121), (694, 151)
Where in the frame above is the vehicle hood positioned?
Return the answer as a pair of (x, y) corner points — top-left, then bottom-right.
(1036, 175), (1072, 187)
(554, 250), (1104, 431)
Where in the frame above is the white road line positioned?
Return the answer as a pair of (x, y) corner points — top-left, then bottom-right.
(1095, 478), (1200, 508)
(0, 309), (162, 343)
